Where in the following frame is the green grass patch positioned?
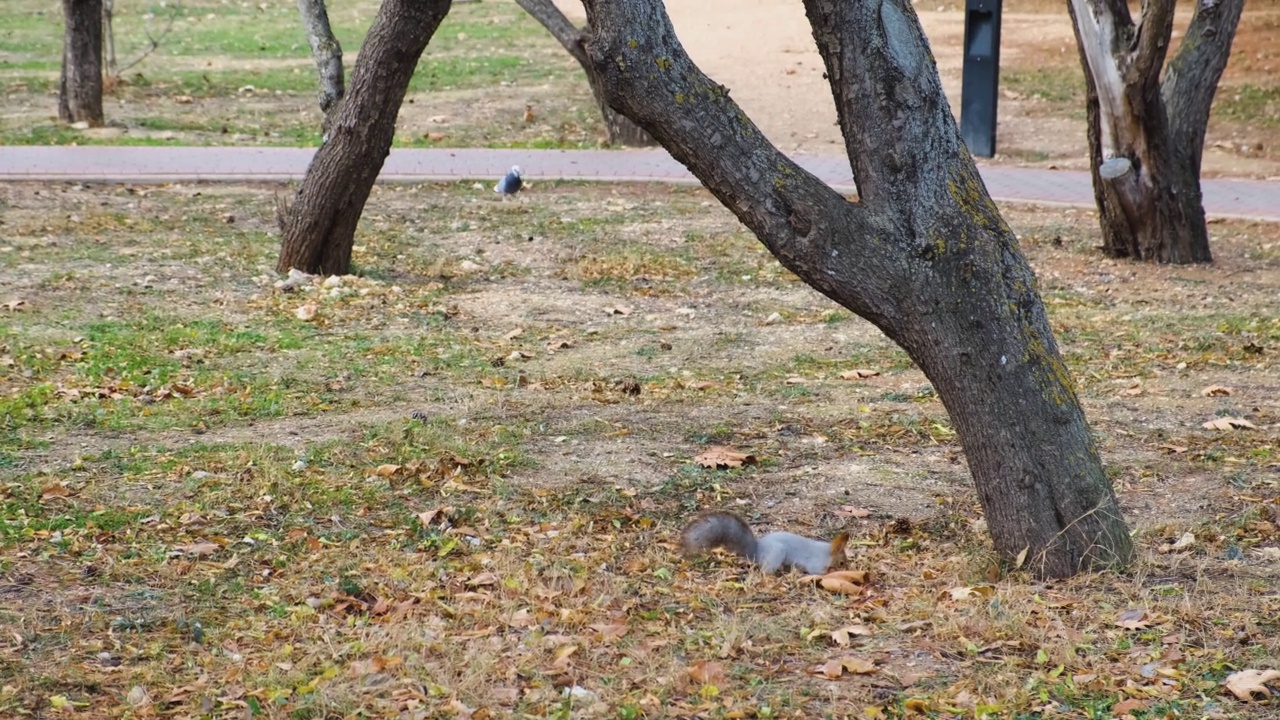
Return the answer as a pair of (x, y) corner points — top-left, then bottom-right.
(1215, 84), (1280, 127)
(1003, 66), (1084, 104)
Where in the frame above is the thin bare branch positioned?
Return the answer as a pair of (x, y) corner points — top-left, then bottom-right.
(114, 0), (181, 76)
(297, 0), (344, 114)
(1129, 0), (1175, 90)
(517, 0), (653, 146)
(515, 0), (588, 65)
(102, 0), (116, 76)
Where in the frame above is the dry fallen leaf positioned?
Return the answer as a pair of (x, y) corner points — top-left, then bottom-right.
(815, 656), (878, 679)
(839, 369), (879, 380)
(466, 572), (499, 587)
(1200, 385), (1233, 397)
(1202, 417), (1257, 431)
(1222, 669), (1280, 701)
(1112, 698), (1147, 714)
(417, 507), (446, 528)
(902, 698), (929, 714)
(693, 446), (758, 469)
(294, 302), (319, 321)
(372, 464), (402, 477)
(588, 623), (628, 641)
(349, 656), (396, 677)
(830, 624), (873, 646)
(551, 644), (578, 671)
(448, 697), (474, 719)
(943, 585), (996, 601)
(1115, 607), (1152, 630)
(841, 657), (877, 674)
(1158, 532), (1197, 554)
(824, 569), (871, 584)
(39, 482), (73, 500)
(818, 576), (864, 595)
(490, 687), (519, 706)
(174, 542), (220, 557)
(687, 660), (725, 686)
(817, 659), (843, 679)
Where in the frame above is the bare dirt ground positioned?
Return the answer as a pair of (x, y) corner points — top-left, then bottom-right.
(555, 0), (1280, 178)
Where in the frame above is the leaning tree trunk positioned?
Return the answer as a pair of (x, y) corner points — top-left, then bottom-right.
(59, 0), (105, 127)
(514, 0), (654, 147)
(580, 0), (1134, 578)
(277, 0), (451, 276)
(1067, 0), (1243, 264)
(296, 0), (345, 118)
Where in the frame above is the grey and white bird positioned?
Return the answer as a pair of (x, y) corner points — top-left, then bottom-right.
(494, 165), (523, 198)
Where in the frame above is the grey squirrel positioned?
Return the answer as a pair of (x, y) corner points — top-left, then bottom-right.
(680, 511), (850, 574)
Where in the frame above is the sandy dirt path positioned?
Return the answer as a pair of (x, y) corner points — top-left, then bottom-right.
(555, 0), (1079, 155)
(554, 0), (1280, 178)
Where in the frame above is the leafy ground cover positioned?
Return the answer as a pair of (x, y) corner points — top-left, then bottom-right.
(1, 180), (1277, 717)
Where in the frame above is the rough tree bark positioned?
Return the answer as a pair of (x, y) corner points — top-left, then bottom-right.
(1067, 0), (1244, 263)
(581, 0), (1134, 578)
(515, 0), (654, 147)
(296, 0), (345, 117)
(59, 0), (105, 127)
(277, 0), (451, 276)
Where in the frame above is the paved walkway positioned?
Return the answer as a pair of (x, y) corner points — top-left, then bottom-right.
(1, 146), (1276, 221)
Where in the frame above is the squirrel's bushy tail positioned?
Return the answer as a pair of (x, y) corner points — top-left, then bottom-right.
(680, 511), (759, 562)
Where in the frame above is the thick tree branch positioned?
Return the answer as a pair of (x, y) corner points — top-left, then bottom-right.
(1128, 0), (1175, 89)
(297, 0), (344, 114)
(581, 0), (904, 324)
(1161, 0), (1245, 176)
(802, 0), (965, 209)
(515, 0), (589, 65)
(1067, 0), (1130, 157)
(516, 0), (654, 146)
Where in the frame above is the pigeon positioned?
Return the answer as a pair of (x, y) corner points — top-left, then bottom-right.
(494, 165), (522, 199)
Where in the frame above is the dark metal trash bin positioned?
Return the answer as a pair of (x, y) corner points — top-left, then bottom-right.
(960, 0), (1003, 158)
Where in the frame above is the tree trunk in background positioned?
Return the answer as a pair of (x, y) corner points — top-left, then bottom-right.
(277, 0), (451, 276)
(580, 0), (1134, 578)
(296, 0), (345, 119)
(1067, 0), (1243, 264)
(59, 0), (105, 127)
(515, 0), (654, 147)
